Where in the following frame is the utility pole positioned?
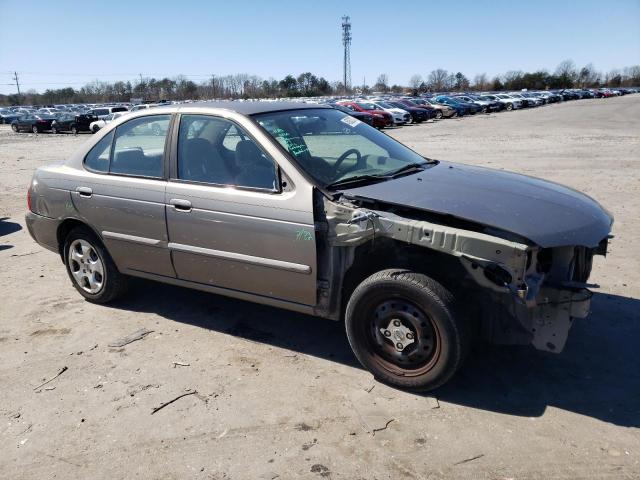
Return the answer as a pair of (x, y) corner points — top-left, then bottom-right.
(13, 71), (21, 98)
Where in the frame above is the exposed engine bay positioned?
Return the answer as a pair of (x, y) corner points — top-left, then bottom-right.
(314, 193), (609, 353)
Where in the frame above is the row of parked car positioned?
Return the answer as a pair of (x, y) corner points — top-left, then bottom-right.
(1, 87), (637, 134)
(319, 87), (638, 129)
(0, 102), (168, 134)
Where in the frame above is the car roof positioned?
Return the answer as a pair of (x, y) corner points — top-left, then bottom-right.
(175, 101), (331, 115)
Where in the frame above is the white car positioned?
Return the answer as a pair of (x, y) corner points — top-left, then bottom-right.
(371, 101), (411, 125)
(38, 108), (62, 116)
(89, 112), (126, 133)
(482, 94), (524, 111)
(509, 93), (542, 107)
(129, 103), (167, 112)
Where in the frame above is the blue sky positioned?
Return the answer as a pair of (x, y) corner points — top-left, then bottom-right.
(1, 0), (639, 94)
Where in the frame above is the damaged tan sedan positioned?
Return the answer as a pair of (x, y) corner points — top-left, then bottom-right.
(26, 102), (613, 391)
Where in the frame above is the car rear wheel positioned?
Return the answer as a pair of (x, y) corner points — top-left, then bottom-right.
(71, 125), (78, 135)
(11, 123), (18, 132)
(506, 103), (513, 111)
(63, 227), (128, 304)
(435, 111), (443, 120)
(32, 125), (39, 134)
(92, 125), (100, 133)
(345, 269), (470, 391)
(482, 106), (488, 114)
(51, 125), (58, 134)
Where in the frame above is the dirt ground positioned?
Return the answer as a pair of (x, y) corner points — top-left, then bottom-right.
(1, 96), (639, 480)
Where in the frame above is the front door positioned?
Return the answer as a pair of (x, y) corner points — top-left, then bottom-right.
(165, 113), (317, 306)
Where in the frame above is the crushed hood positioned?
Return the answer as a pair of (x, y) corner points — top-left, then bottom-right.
(342, 161), (612, 248)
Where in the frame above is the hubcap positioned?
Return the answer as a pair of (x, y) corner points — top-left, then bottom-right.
(68, 239), (104, 294)
(370, 299), (438, 370)
(380, 319), (415, 351)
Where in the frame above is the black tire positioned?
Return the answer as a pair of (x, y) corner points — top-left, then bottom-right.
(32, 125), (39, 134)
(92, 125), (100, 134)
(345, 269), (470, 391)
(71, 125), (78, 135)
(435, 110), (443, 120)
(482, 106), (488, 114)
(63, 226), (128, 304)
(51, 125), (58, 134)
(506, 103), (513, 111)
(11, 123), (18, 132)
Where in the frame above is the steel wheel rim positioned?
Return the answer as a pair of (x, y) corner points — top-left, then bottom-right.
(367, 298), (440, 375)
(68, 239), (105, 294)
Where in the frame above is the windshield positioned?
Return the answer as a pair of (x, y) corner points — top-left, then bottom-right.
(253, 108), (431, 188)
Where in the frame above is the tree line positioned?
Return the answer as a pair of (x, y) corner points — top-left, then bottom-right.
(1, 60), (638, 106)
(399, 61), (640, 94)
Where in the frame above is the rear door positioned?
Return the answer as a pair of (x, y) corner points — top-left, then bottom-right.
(164, 112), (317, 306)
(71, 114), (175, 277)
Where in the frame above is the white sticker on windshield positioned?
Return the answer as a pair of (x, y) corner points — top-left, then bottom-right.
(340, 115), (361, 127)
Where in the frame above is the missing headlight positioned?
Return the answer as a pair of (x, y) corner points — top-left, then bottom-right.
(483, 263), (513, 287)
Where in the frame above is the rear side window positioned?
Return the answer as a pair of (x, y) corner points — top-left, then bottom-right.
(111, 107), (127, 113)
(94, 109), (108, 116)
(84, 130), (114, 172)
(110, 115), (170, 177)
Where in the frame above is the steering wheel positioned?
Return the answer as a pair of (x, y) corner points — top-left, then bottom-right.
(331, 148), (362, 178)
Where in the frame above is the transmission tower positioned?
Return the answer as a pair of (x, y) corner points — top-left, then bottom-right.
(341, 15), (352, 93)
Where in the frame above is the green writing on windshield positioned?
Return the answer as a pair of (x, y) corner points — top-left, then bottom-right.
(272, 127), (309, 157)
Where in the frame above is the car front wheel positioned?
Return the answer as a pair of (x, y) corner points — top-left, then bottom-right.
(506, 103), (513, 111)
(32, 125), (39, 134)
(63, 227), (127, 303)
(11, 123), (18, 132)
(345, 269), (469, 391)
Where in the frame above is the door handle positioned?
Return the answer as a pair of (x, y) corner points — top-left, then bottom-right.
(170, 198), (192, 212)
(76, 187), (93, 198)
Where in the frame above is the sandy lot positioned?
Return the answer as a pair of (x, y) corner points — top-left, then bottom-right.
(1, 96), (639, 480)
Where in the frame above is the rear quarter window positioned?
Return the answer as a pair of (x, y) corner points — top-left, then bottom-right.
(84, 130), (114, 173)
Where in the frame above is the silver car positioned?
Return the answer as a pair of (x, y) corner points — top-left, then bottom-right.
(26, 102), (613, 391)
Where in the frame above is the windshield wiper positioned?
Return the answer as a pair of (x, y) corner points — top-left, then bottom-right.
(325, 174), (388, 190)
(386, 162), (428, 178)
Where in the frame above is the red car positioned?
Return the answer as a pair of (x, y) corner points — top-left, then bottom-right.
(336, 101), (393, 128)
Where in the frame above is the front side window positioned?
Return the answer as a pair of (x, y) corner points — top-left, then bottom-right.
(177, 115), (278, 191)
(110, 115), (170, 177)
(254, 108), (431, 188)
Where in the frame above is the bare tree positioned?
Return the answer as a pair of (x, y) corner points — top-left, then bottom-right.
(374, 73), (389, 92)
(472, 73), (489, 91)
(555, 59), (577, 87)
(427, 69), (449, 91)
(409, 74), (423, 90)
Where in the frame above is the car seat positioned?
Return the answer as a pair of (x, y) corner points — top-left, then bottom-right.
(235, 140), (276, 190)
